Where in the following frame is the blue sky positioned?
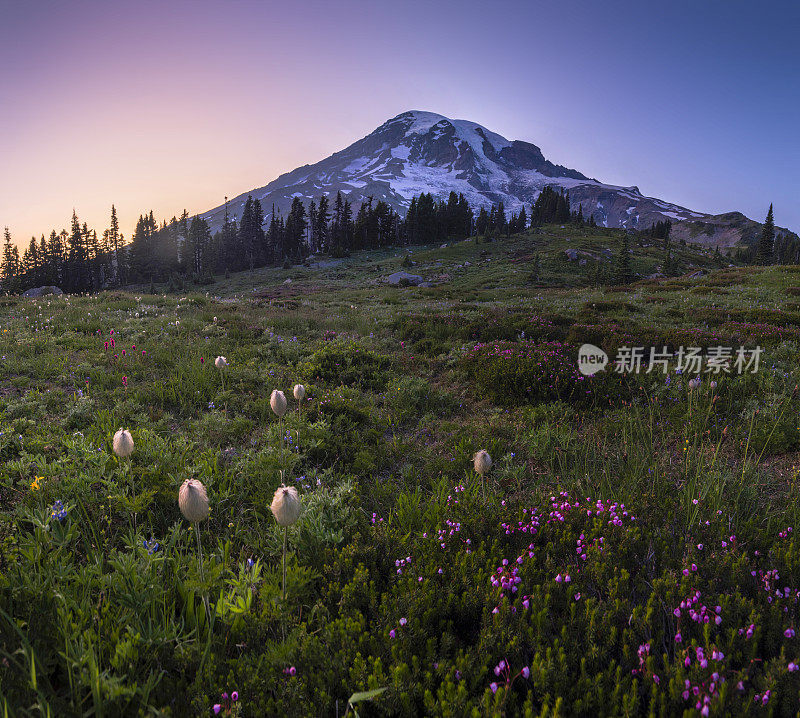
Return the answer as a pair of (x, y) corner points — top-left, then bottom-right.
(1, 0), (798, 240)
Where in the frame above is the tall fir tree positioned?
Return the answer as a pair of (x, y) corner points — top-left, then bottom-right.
(1, 227), (21, 293)
(757, 204), (775, 265)
(615, 232), (632, 284)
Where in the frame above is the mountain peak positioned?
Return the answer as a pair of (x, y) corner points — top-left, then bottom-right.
(201, 112), (710, 234)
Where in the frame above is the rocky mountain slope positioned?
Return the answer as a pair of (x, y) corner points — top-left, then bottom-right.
(202, 110), (792, 246)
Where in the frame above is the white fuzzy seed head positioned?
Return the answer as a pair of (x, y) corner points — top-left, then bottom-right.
(113, 428), (134, 458)
(178, 478), (209, 522)
(215, 356), (228, 369)
(271, 485), (301, 526)
(293, 384), (306, 401)
(473, 449), (492, 475)
(688, 377), (701, 391)
(271, 389), (287, 417)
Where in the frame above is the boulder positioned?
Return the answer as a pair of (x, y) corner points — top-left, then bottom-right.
(21, 286), (63, 298)
(387, 271), (423, 286)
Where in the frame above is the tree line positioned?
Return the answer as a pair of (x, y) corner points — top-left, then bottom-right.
(0, 188), (790, 294)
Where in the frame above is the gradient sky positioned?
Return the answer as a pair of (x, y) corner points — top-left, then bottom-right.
(1, 0), (798, 245)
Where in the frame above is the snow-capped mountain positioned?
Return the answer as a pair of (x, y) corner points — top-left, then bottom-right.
(199, 110), (724, 236)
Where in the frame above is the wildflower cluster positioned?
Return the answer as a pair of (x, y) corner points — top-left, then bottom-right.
(212, 690), (240, 715)
(50, 500), (67, 522)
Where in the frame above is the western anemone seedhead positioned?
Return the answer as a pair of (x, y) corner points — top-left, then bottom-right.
(178, 478), (209, 522)
(113, 428), (134, 458)
(215, 356), (228, 369)
(473, 449), (492, 475)
(271, 485), (301, 526)
(270, 389), (288, 418)
(688, 377), (701, 391)
(293, 384), (306, 401)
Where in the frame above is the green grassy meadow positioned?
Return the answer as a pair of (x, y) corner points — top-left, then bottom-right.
(2, 226), (800, 716)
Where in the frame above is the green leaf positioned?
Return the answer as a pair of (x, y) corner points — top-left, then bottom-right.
(348, 686), (387, 705)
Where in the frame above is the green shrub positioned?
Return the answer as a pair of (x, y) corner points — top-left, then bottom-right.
(299, 344), (392, 390)
(461, 340), (627, 407)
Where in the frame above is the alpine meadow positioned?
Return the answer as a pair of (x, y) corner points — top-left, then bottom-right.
(2, 1), (800, 716)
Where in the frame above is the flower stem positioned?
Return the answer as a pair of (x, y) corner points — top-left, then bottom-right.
(194, 521), (210, 619)
(282, 525), (287, 602)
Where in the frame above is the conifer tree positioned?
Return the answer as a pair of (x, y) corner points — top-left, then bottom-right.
(615, 232), (632, 284)
(284, 198), (308, 262)
(1, 227), (21, 293)
(757, 204), (775, 265)
(315, 195), (329, 254)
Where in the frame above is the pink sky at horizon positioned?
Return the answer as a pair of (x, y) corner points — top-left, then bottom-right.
(2, 0), (798, 247)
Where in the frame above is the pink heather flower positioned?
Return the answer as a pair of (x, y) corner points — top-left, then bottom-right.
(389, 630), (396, 638)
(653, 675), (660, 685)
(490, 682), (498, 694)
(785, 628), (795, 638)
(213, 706), (221, 715)
(521, 666), (530, 679)
(289, 667), (296, 676)
(231, 691), (238, 701)
(555, 574), (563, 583)
(399, 617), (407, 626)
(789, 662), (799, 672)
(697, 544), (703, 550)
(691, 563), (697, 572)
(675, 632), (682, 643)
(674, 608), (681, 617)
